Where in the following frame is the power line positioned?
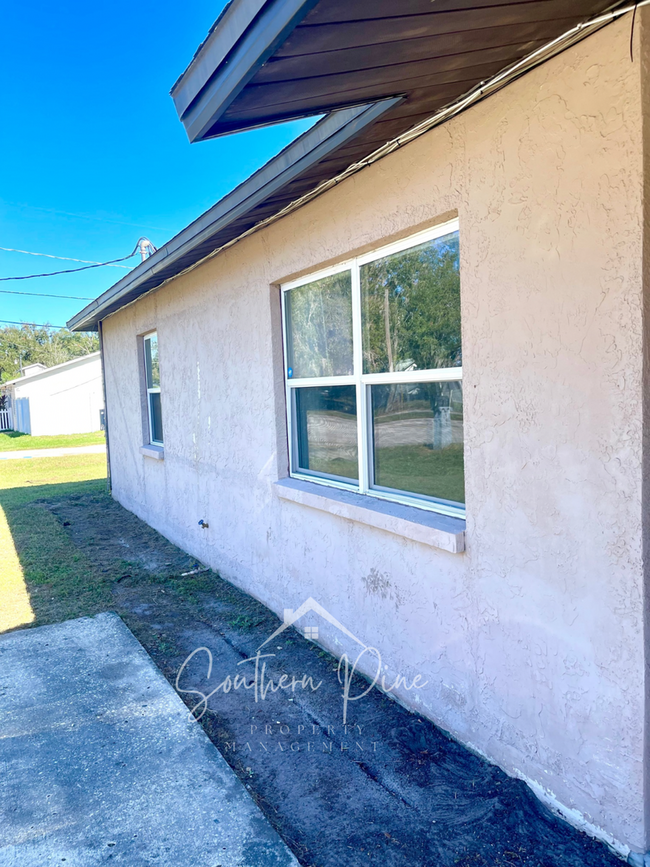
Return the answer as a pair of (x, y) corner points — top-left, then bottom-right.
(0, 245), (132, 269)
(0, 319), (69, 329)
(2, 200), (173, 233)
(0, 238), (156, 281)
(0, 289), (93, 300)
(0, 250), (137, 281)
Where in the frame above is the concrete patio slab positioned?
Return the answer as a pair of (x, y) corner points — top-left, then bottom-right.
(0, 613), (299, 867)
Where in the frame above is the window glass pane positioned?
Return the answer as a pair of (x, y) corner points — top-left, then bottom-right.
(285, 272), (353, 378)
(294, 385), (358, 481)
(149, 391), (163, 444)
(144, 334), (160, 388)
(361, 231), (461, 374)
(371, 381), (464, 505)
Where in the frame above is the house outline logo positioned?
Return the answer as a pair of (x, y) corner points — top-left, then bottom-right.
(258, 597), (369, 652)
(177, 595), (428, 726)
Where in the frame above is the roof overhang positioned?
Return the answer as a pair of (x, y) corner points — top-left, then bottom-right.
(70, 0), (633, 332)
(67, 99), (400, 331)
(171, 0), (321, 143)
(171, 0), (623, 143)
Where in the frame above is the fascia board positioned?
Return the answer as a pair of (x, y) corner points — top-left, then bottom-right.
(67, 98), (402, 332)
(175, 0), (319, 143)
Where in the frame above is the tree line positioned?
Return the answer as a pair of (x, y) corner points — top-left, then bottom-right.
(0, 323), (98, 383)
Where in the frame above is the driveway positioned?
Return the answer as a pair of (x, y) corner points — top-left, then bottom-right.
(0, 613), (298, 867)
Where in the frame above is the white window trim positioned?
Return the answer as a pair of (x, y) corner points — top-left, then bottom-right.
(280, 219), (464, 520)
(143, 331), (163, 447)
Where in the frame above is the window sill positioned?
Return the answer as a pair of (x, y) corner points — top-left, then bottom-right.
(140, 444), (164, 460)
(274, 477), (465, 554)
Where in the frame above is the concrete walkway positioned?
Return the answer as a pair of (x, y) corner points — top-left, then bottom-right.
(0, 444), (106, 460)
(0, 613), (299, 867)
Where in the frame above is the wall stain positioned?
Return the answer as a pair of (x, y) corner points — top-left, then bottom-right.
(362, 568), (405, 610)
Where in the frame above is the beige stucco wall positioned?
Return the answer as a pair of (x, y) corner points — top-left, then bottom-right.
(101, 17), (648, 855)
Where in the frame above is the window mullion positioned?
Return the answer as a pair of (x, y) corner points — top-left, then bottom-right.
(148, 393), (155, 444)
(280, 289), (295, 475)
(286, 384), (295, 475)
(361, 368), (463, 385)
(351, 260), (368, 493)
(287, 375), (355, 388)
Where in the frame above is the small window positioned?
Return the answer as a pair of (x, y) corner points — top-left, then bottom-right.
(143, 332), (163, 445)
(281, 221), (464, 518)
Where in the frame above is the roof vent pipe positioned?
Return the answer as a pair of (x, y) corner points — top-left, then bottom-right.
(137, 238), (157, 262)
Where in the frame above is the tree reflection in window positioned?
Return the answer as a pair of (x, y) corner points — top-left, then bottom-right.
(285, 271), (353, 378)
(361, 232), (460, 374)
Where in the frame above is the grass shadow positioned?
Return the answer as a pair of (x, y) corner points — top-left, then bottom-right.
(0, 461), (242, 633)
(0, 431), (29, 441)
(0, 477), (112, 630)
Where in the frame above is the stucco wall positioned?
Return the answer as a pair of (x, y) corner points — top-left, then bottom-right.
(12, 355), (104, 436)
(101, 18), (647, 854)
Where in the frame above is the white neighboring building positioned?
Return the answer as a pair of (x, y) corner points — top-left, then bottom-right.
(1, 352), (104, 436)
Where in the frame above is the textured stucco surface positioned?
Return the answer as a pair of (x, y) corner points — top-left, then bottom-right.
(100, 18), (648, 854)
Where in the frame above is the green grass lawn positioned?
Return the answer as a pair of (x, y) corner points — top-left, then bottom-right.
(0, 453), (107, 502)
(374, 443), (465, 505)
(306, 443), (465, 505)
(0, 454), (108, 631)
(0, 430), (105, 451)
(0, 453), (218, 635)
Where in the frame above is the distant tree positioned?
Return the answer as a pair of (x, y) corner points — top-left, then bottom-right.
(286, 271), (354, 378)
(0, 324), (99, 383)
(361, 232), (462, 424)
(361, 232), (461, 374)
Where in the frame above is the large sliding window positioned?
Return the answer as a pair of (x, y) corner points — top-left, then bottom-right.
(143, 331), (163, 446)
(281, 220), (464, 518)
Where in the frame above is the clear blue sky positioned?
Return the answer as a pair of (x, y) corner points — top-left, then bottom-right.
(0, 1), (314, 329)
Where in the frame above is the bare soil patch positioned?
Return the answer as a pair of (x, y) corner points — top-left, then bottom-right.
(8, 488), (622, 867)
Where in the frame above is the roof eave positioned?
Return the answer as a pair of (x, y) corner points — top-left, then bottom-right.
(172, 0), (319, 143)
(2, 352), (101, 386)
(67, 98), (402, 332)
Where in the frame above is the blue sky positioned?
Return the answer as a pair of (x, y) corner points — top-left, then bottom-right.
(0, 1), (314, 329)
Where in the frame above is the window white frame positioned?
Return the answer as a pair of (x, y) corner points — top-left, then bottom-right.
(280, 219), (464, 519)
(143, 331), (163, 446)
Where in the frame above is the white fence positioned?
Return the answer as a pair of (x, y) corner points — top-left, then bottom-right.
(14, 398), (30, 435)
(0, 407), (12, 431)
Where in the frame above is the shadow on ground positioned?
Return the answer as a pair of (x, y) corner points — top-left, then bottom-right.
(0, 480), (623, 867)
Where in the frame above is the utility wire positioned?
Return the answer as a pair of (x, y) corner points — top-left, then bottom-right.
(2, 201), (172, 233)
(0, 239), (144, 281)
(0, 253), (136, 281)
(0, 289), (93, 300)
(0, 319), (69, 329)
(0, 246), (131, 269)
